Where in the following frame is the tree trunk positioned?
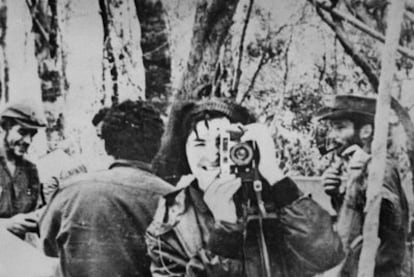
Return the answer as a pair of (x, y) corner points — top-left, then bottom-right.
(0, 0), (7, 105)
(28, 0), (68, 151)
(316, 4), (414, 59)
(177, 0), (240, 100)
(6, 0), (41, 103)
(99, 0), (146, 104)
(134, 0), (172, 103)
(232, 0), (253, 97)
(57, 0), (107, 166)
(358, 2), (405, 276)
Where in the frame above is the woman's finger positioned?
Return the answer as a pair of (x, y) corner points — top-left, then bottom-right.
(204, 176), (241, 201)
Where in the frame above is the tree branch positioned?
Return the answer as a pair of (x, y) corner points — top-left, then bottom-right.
(404, 9), (414, 22)
(315, 6), (380, 88)
(315, 2), (414, 60)
(231, 0), (254, 94)
(237, 50), (268, 104)
(280, 31), (293, 109)
(25, 0), (51, 48)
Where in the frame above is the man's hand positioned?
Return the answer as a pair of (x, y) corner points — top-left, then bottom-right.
(2, 213), (38, 236)
(342, 144), (370, 170)
(322, 165), (342, 196)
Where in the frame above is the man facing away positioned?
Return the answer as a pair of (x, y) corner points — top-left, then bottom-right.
(40, 100), (173, 277)
(318, 95), (409, 277)
(0, 100), (46, 239)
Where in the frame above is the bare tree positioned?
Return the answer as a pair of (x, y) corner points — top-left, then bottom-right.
(0, 0), (7, 104)
(177, 0), (240, 100)
(358, 1), (405, 276)
(231, 0), (254, 96)
(27, 0), (67, 149)
(5, 1), (42, 103)
(134, 0), (172, 103)
(99, 0), (146, 104)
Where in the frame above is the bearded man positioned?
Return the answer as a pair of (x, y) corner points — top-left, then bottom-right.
(318, 95), (409, 277)
(0, 100), (47, 238)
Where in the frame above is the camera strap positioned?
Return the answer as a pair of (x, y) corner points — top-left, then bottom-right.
(254, 180), (267, 217)
(253, 178), (272, 277)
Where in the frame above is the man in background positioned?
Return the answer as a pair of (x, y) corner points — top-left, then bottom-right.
(91, 106), (109, 138)
(40, 100), (173, 277)
(318, 95), (409, 277)
(0, 100), (46, 238)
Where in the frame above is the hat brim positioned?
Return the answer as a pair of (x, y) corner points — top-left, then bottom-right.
(13, 118), (46, 129)
(316, 109), (374, 122)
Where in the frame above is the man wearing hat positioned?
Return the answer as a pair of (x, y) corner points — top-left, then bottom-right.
(0, 100), (46, 238)
(317, 95), (409, 277)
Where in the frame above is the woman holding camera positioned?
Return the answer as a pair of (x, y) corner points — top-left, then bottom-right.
(146, 99), (344, 277)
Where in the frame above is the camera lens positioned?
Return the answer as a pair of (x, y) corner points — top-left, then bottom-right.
(230, 142), (254, 166)
(234, 147), (248, 160)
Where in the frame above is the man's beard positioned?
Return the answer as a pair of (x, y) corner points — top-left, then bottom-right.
(4, 138), (28, 161)
(334, 133), (363, 157)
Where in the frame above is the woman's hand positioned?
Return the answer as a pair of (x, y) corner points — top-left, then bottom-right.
(238, 123), (284, 185)
(203, 174), (241, 223)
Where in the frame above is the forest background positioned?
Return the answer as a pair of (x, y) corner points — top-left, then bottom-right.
(1, 0), (414, 212)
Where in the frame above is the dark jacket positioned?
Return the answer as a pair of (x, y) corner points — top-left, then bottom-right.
(0, 156), (41, 218)
(335, 159), (409, 277)
(146, 176), (344, 277)
(40, 160), (174, 277)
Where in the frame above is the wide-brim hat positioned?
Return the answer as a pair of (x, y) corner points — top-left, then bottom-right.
(0, 100), (47, 128)
(316, 94), (376, 121)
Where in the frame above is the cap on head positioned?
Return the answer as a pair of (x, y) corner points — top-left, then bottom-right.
(0, 100), (47, 129)
(184, 98), (255, 129)
(316, 95), (376, 122)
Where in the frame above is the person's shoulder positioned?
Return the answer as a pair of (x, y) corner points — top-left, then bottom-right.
(59, 166), (174, 196)
(59, 170), (103, 188)
(51, 170), (121, 204)
(107, 165), (175, 194)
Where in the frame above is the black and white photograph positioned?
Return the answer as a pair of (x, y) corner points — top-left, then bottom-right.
(0, 0), (413, 276)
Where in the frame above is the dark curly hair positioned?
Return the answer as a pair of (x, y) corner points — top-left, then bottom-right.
(101, 100), (164, 162)
(92, 107), (110, 126)
(152, 98), (256, 185)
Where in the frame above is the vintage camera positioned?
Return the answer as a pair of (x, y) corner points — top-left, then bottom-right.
(219, 127), (257, 181)
(219, 127), (276, 217)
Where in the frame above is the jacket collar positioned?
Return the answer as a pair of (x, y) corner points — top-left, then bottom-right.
(109, 159), (152, 173)
(163, 180), (210, 214)
(188, 184), (209, 214)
